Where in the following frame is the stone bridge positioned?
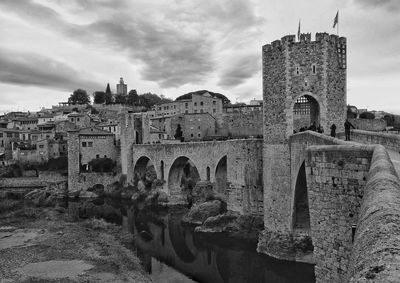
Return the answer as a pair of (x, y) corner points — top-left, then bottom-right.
(257, 130), (400, 283)
(125, 139), (263, 215)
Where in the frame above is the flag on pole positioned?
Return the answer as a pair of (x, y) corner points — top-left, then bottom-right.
(297, 19), (301, 41)
(333, 11), (339, 28)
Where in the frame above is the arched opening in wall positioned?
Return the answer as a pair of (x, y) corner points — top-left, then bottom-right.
(293, 162), (310, 230)
(135, 130), (141, 144)
(293, 95), (320, 133)
(160, 160), (164, 180)
(215, 156), (227, 195)
(133, 156), (157, 190)
(168, 156), (200, 200)
(206, 166), (210, 181)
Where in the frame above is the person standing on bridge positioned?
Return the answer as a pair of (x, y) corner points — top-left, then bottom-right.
(330, 124), (337, 138)
(344, 119), (355, 141)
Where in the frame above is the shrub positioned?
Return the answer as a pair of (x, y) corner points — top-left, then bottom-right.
(88, 158), (115, 172)
(359, 111), (375, 119)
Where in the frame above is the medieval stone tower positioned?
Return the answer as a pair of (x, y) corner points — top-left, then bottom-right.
(260, 33), (347, 258)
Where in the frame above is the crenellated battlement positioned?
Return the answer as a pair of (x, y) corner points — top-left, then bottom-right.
(263, 32), (346, 52)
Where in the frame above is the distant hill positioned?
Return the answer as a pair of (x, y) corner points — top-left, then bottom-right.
(175, 90), (231, 105)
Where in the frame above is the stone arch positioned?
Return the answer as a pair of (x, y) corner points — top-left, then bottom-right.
(168, 156), (200, 198)
(215, 156), (227, 195)
(133, 156), (157, 189)
(293, 161), (310, 230)
(292, 92), (321, 133)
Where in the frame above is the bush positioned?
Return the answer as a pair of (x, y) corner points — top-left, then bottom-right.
(88, 158), (115, 173)
(359, 112), (375, 119)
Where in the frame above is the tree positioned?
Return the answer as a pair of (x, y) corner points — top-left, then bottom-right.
(174, 124), (183, 140)
(115, 94), (127, 104)
(68, 89), (90, 105)
(359, 111), (375, 119)
(93, 91), (106, 104)
(126, 89), (139, 106)
(384, 114), (395, 126)
(105, 83), (113, 104)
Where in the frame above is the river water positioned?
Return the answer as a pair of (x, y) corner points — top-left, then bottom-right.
(69, 198), (315, 283)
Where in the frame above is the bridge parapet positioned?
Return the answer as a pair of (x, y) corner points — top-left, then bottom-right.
(348, 145), (400, 282)
(306, 144), (375, 282)
(339, 129), (400, 152)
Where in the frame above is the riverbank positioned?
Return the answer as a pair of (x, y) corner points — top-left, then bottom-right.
(0, 201), (150, 282)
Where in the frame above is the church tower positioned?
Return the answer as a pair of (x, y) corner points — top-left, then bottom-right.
(116, 77), (127, 96)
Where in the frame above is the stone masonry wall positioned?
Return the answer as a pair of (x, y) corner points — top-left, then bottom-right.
(348, 146), (400, 282)
(220, 110), (263, 137)
(348, 118), (387, 132)
(339, 129), (400, 152)
(306, 145), (374, 283)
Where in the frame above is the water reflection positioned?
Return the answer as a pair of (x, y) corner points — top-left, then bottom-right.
(69, 199), (315, 283)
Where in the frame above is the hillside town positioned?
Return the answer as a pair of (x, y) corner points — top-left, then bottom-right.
(1, 76), (399, 172)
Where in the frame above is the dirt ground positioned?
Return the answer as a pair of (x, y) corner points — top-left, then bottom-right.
(0, 203), (151, 282)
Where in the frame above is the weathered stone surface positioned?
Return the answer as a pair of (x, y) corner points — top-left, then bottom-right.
(182, 200), (226, 225)
(257, 230), (314, 263)
(195, 211), (263, 243)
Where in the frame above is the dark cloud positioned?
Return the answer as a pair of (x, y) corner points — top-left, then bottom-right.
(218, 53), (260, 87)
(0, 48), (102, 91)
(353, 0), (400, 11)
(0, 0), (263, 89)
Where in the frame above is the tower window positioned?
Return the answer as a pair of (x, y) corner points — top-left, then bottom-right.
(296, 66), (300, 75)
(312, 64), (316, 74)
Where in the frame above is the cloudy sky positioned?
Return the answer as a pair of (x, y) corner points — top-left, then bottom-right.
(0, 0), (399, 113)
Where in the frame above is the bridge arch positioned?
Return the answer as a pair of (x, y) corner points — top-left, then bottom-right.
(168, 156), (200, 198)
(133, 156), (157, 188)
(292, 161), (310, 230)
(292, 92), (321, 133)
(215, 156), (228, 195)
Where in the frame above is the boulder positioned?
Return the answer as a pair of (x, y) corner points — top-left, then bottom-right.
(195, 212), (264, 243)
(182, 200), (226, 225)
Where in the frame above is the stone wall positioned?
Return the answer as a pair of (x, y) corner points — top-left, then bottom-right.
(348, 146), (400, 282)
(339, 129), (400, 152)
(348, 118), (387, 132)
(0, 177), (47, 188)
(306, 145), (374, 283)
(219, 110), (263, 137)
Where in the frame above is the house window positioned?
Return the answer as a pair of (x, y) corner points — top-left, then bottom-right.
(7, 133), (12, 137)
(200, 102), (204, 106)
(39, 144), (44, 149)
(198, 126), (201, 129)
(0, 133), (2, 137)
(96, 154), (100, 158)
(194, 102), (197, 106)
(185, 103), (188, 108)
(191, 134), (194, 137)
(213, 109), (216, 113)
(198, 133), (201, 137)
(185, 110), (188, 114)
(82, 142), (87, 147)
(88, 142), (93, 147)
(194, 110), (197, 113)
(200, 109), (203, 113)
(213, 101), (216, 105)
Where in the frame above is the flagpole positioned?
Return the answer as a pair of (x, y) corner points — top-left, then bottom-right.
(337, 11), (339, 36)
